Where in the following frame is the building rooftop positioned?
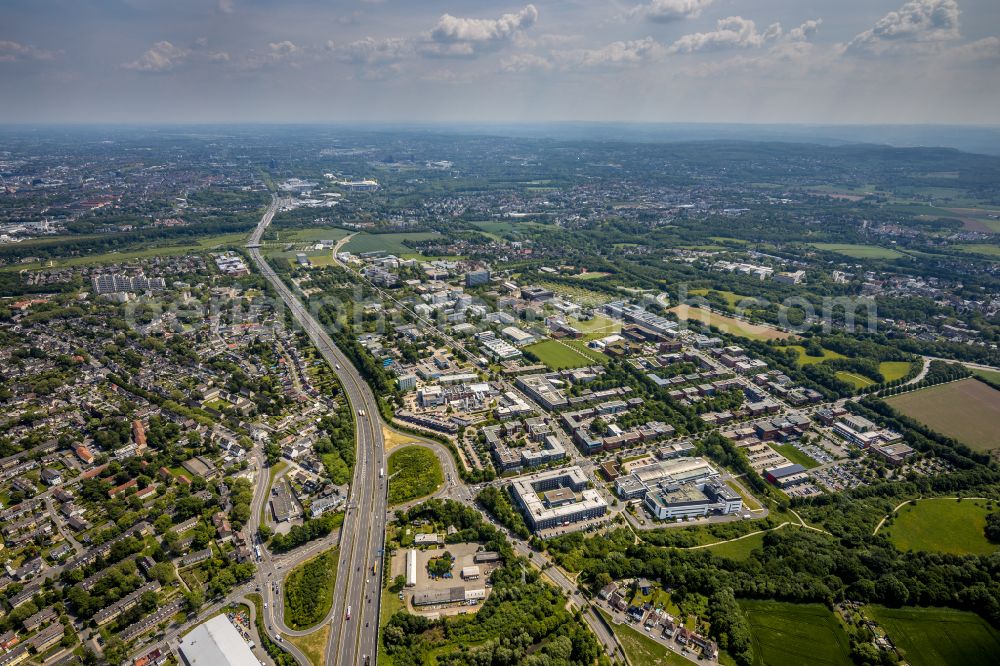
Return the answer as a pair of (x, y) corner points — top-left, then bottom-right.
(178, 615), (260, 666)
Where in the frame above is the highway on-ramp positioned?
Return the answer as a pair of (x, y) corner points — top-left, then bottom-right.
(248, 195), (387, 666)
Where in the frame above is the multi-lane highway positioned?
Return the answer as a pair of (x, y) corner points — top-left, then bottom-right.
(248, 195), (387, 666)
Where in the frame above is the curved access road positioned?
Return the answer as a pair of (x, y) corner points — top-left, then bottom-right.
(248, 195), (388, 666)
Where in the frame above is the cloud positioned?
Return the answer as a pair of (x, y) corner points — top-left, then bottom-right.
(425, 4), (538, 57)
(947, 36), (1000, 62)
(239, 41), (306, 69)
(218, 0), (235, 14)
(123, 40), (228, 73)
(500, 53), (553, 72)
(788, 19), (822, 43)
(847, 0), (961, 54)
(667, 16), (782, 54)
(0, 40), (60, 63)
(632, 0), (714, 24)
(329, 37), (414, 66)
(553, 37), (665, 68)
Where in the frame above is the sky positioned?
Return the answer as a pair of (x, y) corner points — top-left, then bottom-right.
(2, 0), (1000, 125)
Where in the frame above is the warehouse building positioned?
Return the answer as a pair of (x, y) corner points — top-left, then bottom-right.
(178, 615), (260, 666)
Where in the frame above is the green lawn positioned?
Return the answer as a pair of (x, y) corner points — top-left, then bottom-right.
(952, 243), (1000, 258)
(387, 445), (444, 505)
(772, 443), (821, 469)
(812, 243), (905, 259)
(525, 339), (600, 370)
(782, 345), (847, 366)
(973, 368), (1000, 384)
(570, 314), (619, 340)
(342, 231), (443, 256)
(885, 498), (998, 556)
(886, 378), (1000, 452)
(703, 532), (766, 560)
(835, 371), (875, 390)
(879, 361), (914, 382)
(690, 289), (757, 310)
(598, 610), (691, 666)
(283, 547), (339, 630)
(740, 600), (852, 666)
(273, 227), (351, 243)
(870, 606), (1000, 666)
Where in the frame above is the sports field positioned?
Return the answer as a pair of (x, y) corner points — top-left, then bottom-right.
(525, 339), (601, 370)
(884, 498), (998, 556)
(812, 243), (905, 259)
(870, 606), (1000, 666)
(740, 600), (851, 666)
(886, 378), (1000, 452)
(669, 305), (793, 341)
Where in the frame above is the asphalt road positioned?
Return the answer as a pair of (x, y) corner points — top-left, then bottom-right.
(248, 195), (387, 666)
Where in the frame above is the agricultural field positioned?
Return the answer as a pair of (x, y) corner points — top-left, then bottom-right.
(884, 498), (998, 556)
(811, 243), (905, 259)
(879, 361), (914, 382)
(740, 600), (852, 666)
(387, 445), (444, 505)
(598, 610), (691, 666)
(283, 547), (339, 630)
(887, 378), (1000, 452)
(951, 243), (1000, 258)
(669, 304), (794, 341)
(525, 338), (602, 370)
(938, 206), (1000, 234)
(782, 345), (847, 366)
(342, 231), (443, 255)
(973, 368), (1000, 384)
(271, 227), (351, 243)
(870, 606), (1000, 666)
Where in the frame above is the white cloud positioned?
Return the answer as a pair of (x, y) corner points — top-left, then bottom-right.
(425, 4), (538, 57)
(329, 37), (414, 66)
(501, 53), (553, 72)
(239, 41), (305, 69)
(667, 16), (782, 54)
(632, 0), (713, 24)
(847, 0), (961, 54)
(788, 19), (822, 43)
(123, 40), (228, 73)
(554, 37), (665, 68)
(0, 40), (60, 63)
(218, 0), (235, 14)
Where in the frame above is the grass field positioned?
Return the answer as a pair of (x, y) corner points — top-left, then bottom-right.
(689, 289), (757, 310)
(973, 368), (1000, 384)
(272, 227), (351, 243)
(887, 378), (1000, 452)
(782, 345), (847, 366)
(0, 232), (249, 272)
(870, 606), (1000, 666)
(812, 243), (905, 259)
(387, 445), (444, 505)
(835, 371), (875, 390)
(885, 498), (998, 556)
(740, 600), (852, 666)
(879, 361), (915, 382)
(703, 532), (766, 560)
(952, 243), (1000, 258)
(342, 231), (443, 255)
(598, 610), (691, 666)
(285, 624), (329, 666)
(670, 304), (794, 341)
(772, 443), (821, 469)
(283, 547), (339, 629)
(535, 280), (614, 307)
(570, 314), (619, 340)
(524, 339), (599, 369)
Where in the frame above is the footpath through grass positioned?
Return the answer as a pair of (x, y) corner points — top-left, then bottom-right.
(740, 600), (852, 666)
(885, 498), (998, 556)
(283, 547), (339, 629)
(871, 606), (1000, 666)
(388, 445), (443, 505)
